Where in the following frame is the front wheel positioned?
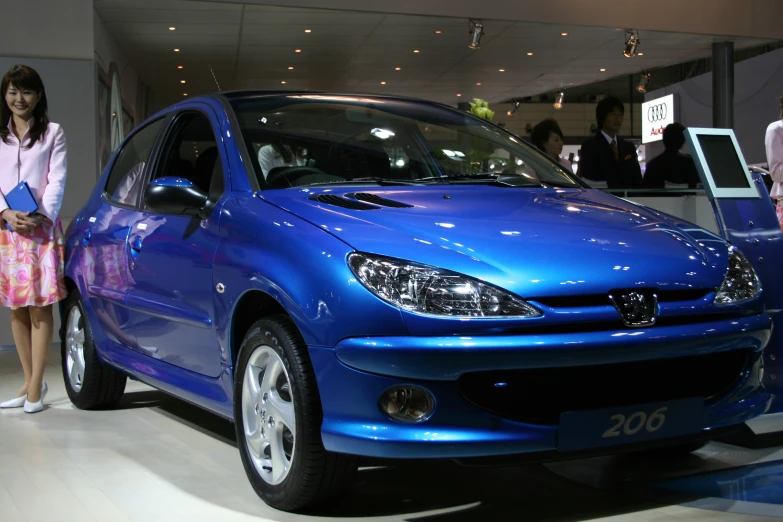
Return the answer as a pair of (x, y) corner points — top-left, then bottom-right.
(234, 315), (357, 512)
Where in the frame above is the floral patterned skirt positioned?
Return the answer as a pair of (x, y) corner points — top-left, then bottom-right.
(778, 200), (783, 232)
(0, 219), (67, 309)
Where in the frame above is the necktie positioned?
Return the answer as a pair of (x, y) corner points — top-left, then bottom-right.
(610, 140), (619, 163)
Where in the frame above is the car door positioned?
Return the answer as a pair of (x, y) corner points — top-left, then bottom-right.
(125, 107), (226, 378)
(81, 117), (166, 349)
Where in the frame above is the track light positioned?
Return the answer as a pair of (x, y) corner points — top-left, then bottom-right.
(636, 73), (651, 93)
(553, 91), (565, 109)
(468, 19), (484, 49)
(506, 100), (520, 117)
(623, 30), (640, 58)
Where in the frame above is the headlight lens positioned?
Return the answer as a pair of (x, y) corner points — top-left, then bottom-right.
(714, 246), (761, 305)
(348, 253), (541, 318)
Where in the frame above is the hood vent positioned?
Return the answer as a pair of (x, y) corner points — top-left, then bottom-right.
(346, 192), (414, 208)
(308, 194), (380, 210)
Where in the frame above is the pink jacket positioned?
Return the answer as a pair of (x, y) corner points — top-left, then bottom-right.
(0, 119), (67, 221)
(765, 119), (783, 200)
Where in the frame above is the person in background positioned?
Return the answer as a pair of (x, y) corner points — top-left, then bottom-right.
(765, 93), (783, 231)
(531, 118), (572, 170)
(642, 122), (700, 189)
(0, 65), (68, 414)
(578, 96), (642, 188)
(257, 141), (307, 180)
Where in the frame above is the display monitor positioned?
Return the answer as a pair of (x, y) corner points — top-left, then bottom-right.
(685, 128), (760, 199)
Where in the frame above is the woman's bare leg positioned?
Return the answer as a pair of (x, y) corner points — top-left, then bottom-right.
(10, 307), (33, 398)
(26, 304), (53, 403)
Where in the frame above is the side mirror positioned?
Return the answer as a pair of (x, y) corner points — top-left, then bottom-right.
(145, 177), (209, 218)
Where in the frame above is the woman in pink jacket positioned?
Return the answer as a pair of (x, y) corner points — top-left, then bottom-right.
(766, 94), (783, 231)
(0, 65), (67, 414)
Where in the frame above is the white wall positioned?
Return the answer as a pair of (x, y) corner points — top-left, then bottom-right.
(93, 9), (143, 122)
(644, 47), (783, 164)
(0, 0), (93, 60)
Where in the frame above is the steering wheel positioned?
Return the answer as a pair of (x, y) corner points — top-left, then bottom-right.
(265, 166), (333, 187)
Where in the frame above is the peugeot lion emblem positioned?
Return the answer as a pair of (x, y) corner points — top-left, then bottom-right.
(609, 291), (658, 327)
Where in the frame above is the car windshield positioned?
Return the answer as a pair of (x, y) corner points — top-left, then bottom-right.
(229, 94), (584, 190)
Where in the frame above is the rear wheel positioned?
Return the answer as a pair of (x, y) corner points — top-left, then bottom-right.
(60, 290), (127, 409)
(234, 315), (357, 512)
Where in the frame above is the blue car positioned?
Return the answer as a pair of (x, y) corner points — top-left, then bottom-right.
(60, 91), (771, 511)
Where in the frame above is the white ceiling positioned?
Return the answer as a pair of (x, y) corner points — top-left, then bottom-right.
(95, 0), (774, 110)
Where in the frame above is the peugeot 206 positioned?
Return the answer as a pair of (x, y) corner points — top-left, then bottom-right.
(60, 91), (771, 512)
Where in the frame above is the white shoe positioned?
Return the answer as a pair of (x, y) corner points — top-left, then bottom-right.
(1, 381), (47, 410)
(24, 399), (43, 414)
(0, 394), (27, 409)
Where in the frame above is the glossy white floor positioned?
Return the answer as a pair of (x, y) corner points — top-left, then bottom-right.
(1, 348), (782, 522)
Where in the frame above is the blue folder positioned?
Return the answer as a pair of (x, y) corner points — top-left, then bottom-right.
(3, 181), (39, 231)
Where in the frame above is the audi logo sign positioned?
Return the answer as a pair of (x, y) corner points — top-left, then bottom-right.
(641, 94), (676, 144)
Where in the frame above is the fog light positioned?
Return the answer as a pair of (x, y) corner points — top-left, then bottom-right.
(379, 386), (435, 422)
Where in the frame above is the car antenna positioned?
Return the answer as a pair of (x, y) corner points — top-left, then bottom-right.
(209, 65), (222, 92)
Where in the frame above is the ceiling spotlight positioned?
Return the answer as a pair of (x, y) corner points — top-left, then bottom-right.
(561, 32), (568, 36)
(180, 80), (186, 84)
(638, 52), (645, 56)
(476, 82), (482, 86)
(304, 29), (312, 33)
(435, 30), (443, 34)
(468, 19), (484, 50)
(381, 81), (387, 85)
(637, 72), (651, 93)
(173, 48), (180, 52)
(281, 81), (287, 84)
(553, 91), (565, 109)
(288, 66), (294, 70)
(177, 65), (183, 69)
(499, 68), (505, 72)
(623, 30), (640, 58)
(395, 67), (402, 71)
(295, 49), (302, 53)
(527, 52), (534, 56)
(169, 26), (176, 31)
(506, 100), (521, 117)
(183, 93), (188, 96)
(457, 93), (462, 97)
(600, 68), (607, 72)
(413, 49), (420, 53)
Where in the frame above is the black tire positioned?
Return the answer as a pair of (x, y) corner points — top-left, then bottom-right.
(60, 289), (127, 409)
(234, 315), (358, 512)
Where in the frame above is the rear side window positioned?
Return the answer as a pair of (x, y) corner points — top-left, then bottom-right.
(104, 118), (165, 206)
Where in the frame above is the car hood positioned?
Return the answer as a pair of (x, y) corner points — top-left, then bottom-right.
(259, 186), (728, 299)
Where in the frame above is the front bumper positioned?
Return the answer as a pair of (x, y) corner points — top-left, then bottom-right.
(311, 314), (772, 459)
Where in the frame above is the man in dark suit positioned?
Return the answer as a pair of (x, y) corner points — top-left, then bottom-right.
(642, 123), (701, 189)
(578, 96), (643, 188)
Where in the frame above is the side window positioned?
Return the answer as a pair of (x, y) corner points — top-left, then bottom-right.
(104, 118), (165, 206)
(152, 112), (224, 197)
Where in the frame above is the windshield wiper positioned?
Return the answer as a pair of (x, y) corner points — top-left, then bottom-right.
(304, 177), (419, 187)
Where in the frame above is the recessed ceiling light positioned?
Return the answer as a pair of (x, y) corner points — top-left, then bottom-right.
(281, 81), (287, 84)
(476, 82), (482, 86)
(413, 49), (420, 53)
(638, 52), (645, 56)
(435, 30), (443, 34)
(295, 49), (302, 53)
(177, 65), (183, 69)
(180, 80), (186, 84)
(304, 29), (312, 33)
(183, 93), (188, 96)
(381, 81), (387, 85)
(174, 48), (180, 52)
(561, 32), (568, 36)
(457, 93), (462, 97)
(169, 26), (176, 31)
(600, 68), (606, 72)
(288, 66), (294, 70)
(395, 67), (402, 71)
(499, 68), (505, 72)
(527, 52), (533, 56)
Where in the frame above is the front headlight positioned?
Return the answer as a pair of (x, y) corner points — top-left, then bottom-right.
(714, 246), (761, 305)
(348, 253), (541, 318)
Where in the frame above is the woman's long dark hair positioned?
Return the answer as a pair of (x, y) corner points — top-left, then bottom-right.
(0, 65), (50, 148)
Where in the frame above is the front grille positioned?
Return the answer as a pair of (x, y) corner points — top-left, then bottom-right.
(532, 289), (711, 308)
(458, 349), (751, 425)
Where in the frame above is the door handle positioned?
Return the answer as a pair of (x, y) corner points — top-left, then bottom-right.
(130, 236), (143, 256)
(81, 229), (92, 246)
